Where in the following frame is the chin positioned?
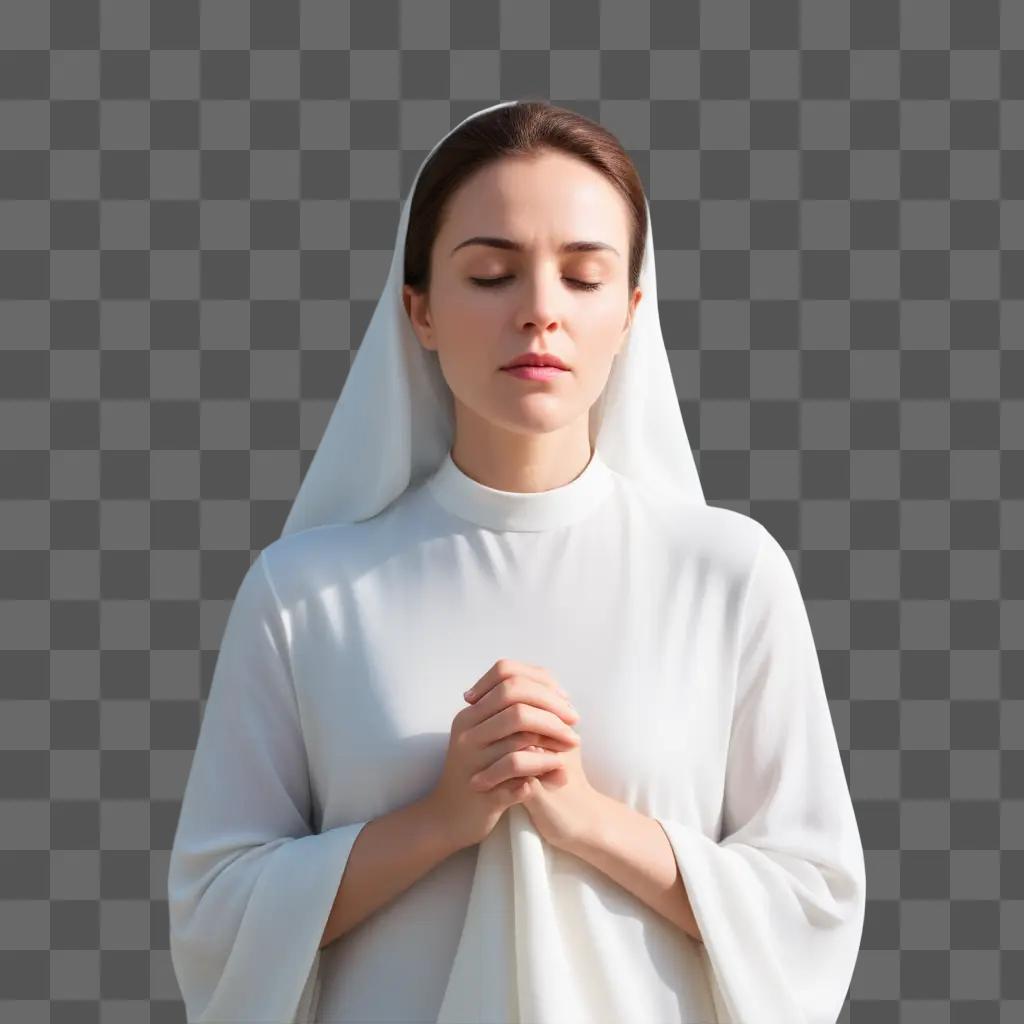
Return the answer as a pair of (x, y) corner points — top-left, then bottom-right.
(490, 403), (582, 436)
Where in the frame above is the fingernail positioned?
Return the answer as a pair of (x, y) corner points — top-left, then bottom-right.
(463, 688), (473, 699)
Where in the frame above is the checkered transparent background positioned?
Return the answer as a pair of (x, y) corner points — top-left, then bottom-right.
(1, 1), (1023, 1021)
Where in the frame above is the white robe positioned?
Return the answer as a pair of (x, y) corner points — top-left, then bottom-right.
(167, 447), (866, 1023)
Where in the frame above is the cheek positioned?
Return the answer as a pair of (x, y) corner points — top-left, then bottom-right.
(438, 280), (504, 327)
(431, 286), (498, 342)
(432, 308), (505, 380)
(580, 299), (629, 354)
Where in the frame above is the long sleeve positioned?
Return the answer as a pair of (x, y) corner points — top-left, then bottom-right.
(167, 551), (368, 1023)
(655, 528), (866, 1024)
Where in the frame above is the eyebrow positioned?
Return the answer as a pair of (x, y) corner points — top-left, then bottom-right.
(450, 236), (619, 258)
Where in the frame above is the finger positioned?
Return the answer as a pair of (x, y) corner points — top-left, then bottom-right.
(523, 662), (571, 702)
(465, 674), (577, 730)
(463, 658), (537, 703)
(470, 747), (563, 792)
(471, 731), (542, 772)
(499, 776), (532, 803)
(470, 726), (550, 774)
(519, 663), (573, 707)
(466, 679), (579, 737)
(464, 655), (528, 704)
(464, 658), (570, 703)
(474, 732), (571, 777)
(475, 702), (580, 750)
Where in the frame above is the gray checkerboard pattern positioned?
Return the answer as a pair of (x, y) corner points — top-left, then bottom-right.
(1, 0), (1022, 1021)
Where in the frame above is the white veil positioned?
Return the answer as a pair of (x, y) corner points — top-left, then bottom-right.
(280, 98), (704, 540)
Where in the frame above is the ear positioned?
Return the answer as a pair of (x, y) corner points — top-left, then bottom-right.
(621, 286), (643, 336)
(402, 284), (436, 352)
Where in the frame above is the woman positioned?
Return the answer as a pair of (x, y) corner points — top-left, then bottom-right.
(167, 99), (866, 1023)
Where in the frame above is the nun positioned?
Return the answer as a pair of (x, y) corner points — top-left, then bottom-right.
(167, 99), (866, 1023)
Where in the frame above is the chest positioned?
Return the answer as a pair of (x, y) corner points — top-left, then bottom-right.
(288, 545), (740, 832)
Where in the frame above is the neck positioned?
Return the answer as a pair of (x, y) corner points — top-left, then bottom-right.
(449, 417), (595, 495)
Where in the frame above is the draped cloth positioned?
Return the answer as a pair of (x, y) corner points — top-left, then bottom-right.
(167, 99), (866, 1023)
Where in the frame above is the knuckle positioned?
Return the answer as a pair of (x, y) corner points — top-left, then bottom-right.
(494, 658), (516, 678)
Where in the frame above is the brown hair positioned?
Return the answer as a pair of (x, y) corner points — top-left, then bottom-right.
(403, 100), (648, 296)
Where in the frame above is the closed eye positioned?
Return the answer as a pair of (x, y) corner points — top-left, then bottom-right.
(470, 276), (602, 292)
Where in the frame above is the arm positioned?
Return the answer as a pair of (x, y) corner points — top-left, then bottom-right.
(168, 553), (370, 1023)
(319, 794), (459, 949)
(561, 791), (703, 943)
(651, 529), (867, 1024)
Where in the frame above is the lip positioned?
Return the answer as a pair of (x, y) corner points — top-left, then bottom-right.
(501, 365), (568, 381)
(501, 353), (571, 371)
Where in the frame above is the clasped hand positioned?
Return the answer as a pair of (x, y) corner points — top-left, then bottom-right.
(462, 658), (599, 850)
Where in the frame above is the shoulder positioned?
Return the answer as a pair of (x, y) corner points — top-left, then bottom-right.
(621, 474), (770, 588)
(683, 504), (770, 572)
(252, 499), (412, 607)
(256, 521), (361, 594)
(260, 520), (360, 571)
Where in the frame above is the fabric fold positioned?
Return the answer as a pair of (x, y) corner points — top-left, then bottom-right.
(437, 792), (720, 1023)
(167, 551), (368, 1022)
(657, 529), (866, 1024)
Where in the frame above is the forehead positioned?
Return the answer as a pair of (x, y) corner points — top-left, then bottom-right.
(438, 152), (630, 250)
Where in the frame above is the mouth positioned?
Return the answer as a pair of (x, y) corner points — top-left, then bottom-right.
(500, 355), (571, 371)
(501, 364), (569, 381)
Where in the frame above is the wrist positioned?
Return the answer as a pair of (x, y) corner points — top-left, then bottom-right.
(415, 792), (465, 860)
(563, 786), (617, 858)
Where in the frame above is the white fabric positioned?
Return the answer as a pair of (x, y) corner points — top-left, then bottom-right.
(167, 98), (866, 1023)
(167, 448), (866, 1023)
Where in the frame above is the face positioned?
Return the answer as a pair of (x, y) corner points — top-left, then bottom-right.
(402, 150), (643, 444)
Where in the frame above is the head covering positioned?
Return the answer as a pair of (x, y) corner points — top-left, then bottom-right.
(280, 99), (704, 539)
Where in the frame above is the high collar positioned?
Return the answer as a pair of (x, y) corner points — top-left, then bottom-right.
(424, 447), (615, 533)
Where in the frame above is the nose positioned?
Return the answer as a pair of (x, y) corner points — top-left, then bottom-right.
(517, 268), (562, 333)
